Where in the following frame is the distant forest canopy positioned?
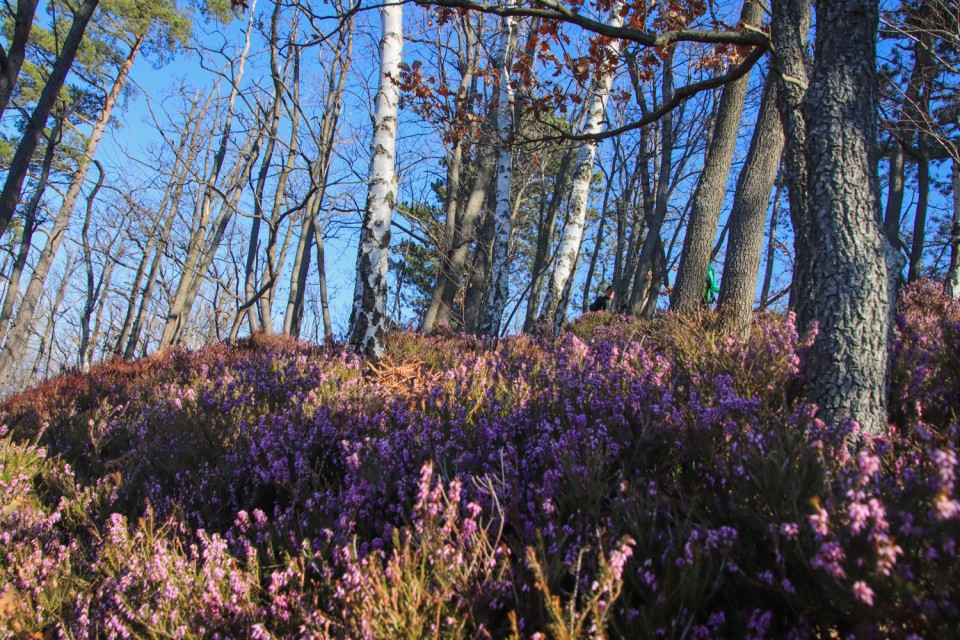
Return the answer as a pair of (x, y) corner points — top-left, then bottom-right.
(0, 0), (958, 431)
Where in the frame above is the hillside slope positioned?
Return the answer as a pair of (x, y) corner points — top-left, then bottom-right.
(1, 283), (959, 638)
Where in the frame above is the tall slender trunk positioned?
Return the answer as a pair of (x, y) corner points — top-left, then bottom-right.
(672, 0), (764, 311)
(0, 0), (100, 239)
(159, 7), (257, 348)
(349, 0), (402, 359)
(0, 110), (61, 348)
(421, 18), (481, 333)
(523, 151), (573, 332)
(0, 34), (140, 388)
(478, 9), (519, 337)
(284, 19), (353, 337)
(115, 91), (213, 357)
(772, 0), (814, 332)
(78, 161), (106, 371)
(802, 0), (898, 435)
(629, 48), (676, 317)
(908, 131), (930, 282)
(759, 176), (783, 306)
(27, 255), (74, 386)
(946, 157), (960, 298)
(717, 73), (784, 332)
(242, 1), (286, 335)
(884, 143), (905, 253)
(316, 217), (333, 338)
(582, 183), (612, 312)
(0, 0), (40, 119)
(539, 3), (623, 334)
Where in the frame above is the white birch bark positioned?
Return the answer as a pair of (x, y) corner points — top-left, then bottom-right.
(479, 11), (519, 337)
(538, 2), (623, 334)
(349, 0), (402, 359)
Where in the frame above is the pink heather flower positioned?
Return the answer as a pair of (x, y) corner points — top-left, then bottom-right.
(857, 450), (881, 480)
(809, 507), (830, 537)
(608, 537), (635, 581)
(779, 522), (799, 538)
(933, 495), (960, 521)
(852, 580), (875, 606)
(848, 502), (871, 535)
(812, 541), (846, 579)
(934, 449), (958, 487)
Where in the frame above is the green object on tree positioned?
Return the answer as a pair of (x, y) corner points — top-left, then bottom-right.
(704, 264), (720, 305)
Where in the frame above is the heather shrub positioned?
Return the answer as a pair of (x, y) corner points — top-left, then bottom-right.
(891, 281), (960, 430)
(72, 510), (262, 639)
(1, 282), (959, 637)
(0, 426), (81, 637)
(313, 464), (512, 639)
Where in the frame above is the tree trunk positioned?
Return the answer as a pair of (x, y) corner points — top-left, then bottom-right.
(759, 176), (783, 306)
(420, 17), (480, 333)
(946, 157), (960, 298)
(717, 73), (784, 332)
(0, 0), (40, 119)
(116, 91), (213, 357)
(538, 2), (623, 334)
(78, 161), (106, 371)
(772, 0), (816, 334)
(629, 47), (676, 317)
(159, 12), (257, 348)
(671, 0), (764, 312)
(349, 0), (402, 359)
(0, 32), (138, 388)
(284, 20), (352, 337)
(0, 0), (100, 239)
(0, 110), (60, 348)
(907, 131), (930, 283)
(478, 10), (519, 337)
(802, 0), (898, 436)
(523, 150), (573, 332)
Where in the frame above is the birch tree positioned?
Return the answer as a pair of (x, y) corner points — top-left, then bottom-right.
(349, 0), (402, 359)
(478, 9), (519, 337)
(538, 2), (623, 334)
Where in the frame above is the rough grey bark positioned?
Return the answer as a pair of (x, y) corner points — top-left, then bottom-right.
(349, 0), (402, 359)
(671, 0), (764, 311)
(0, 0), (100, 239)
(771, 0), (814, 332)
(717, 73), (784, 332)
(0, 0), (39, 119)
(802, 0), (899, 436)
